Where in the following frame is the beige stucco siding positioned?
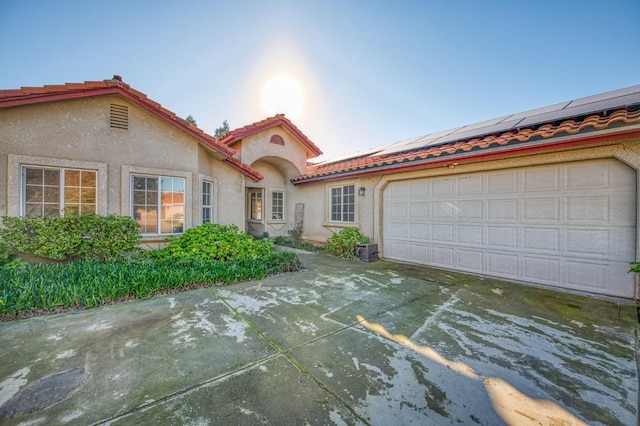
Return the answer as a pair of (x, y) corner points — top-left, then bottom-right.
(236, 127), (309, 176)
(0, 95), (247, 237)
(197, 144), (245, 227)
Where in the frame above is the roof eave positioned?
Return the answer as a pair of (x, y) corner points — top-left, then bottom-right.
(292, 126), (640, 186)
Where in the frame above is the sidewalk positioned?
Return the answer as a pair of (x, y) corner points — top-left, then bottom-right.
(0, 252), (637, 425)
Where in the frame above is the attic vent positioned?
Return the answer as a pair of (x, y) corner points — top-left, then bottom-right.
(110, 103), (129, 130)
(270, 134), (284, 145)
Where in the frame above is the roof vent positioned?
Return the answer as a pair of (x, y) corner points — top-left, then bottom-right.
(110, 103), (128, 130)
(113, 75), (122, 81)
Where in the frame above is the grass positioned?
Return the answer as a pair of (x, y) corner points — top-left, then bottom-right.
(0, 252), (302, 320)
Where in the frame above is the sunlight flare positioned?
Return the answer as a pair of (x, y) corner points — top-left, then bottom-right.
(261, 73), (305, 119)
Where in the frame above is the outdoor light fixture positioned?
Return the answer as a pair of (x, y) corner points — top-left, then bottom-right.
(359, 187), (366, 196)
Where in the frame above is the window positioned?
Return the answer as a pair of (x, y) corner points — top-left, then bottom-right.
(249, 189), (263, 221)
(330, 184), (355, 222)
(23, 166), (97, 217)
(202, 181), (213, 224)
(132, 176), (184, 234)
(271, 191), (284, 220)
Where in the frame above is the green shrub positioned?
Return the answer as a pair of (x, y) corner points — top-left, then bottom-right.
(274, 236), (320, 252)
(0, 252), (302, 318)
(143, 223), (273, 262)
(323, 227), (371, 260)
(0, 214), (141, 261)
(0, 241), (26, 270)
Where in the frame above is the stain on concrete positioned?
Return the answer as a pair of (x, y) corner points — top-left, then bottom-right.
(1, 367), (88, 419)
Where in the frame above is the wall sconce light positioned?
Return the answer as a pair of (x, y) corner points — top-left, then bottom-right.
(359, 187), (366, 196)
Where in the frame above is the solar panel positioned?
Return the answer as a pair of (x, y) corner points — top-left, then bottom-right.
(370, 85), (640, 158)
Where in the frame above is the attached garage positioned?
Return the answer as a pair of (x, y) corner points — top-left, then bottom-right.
(293, 85), (640, 299)
(383, 158), (636, 298)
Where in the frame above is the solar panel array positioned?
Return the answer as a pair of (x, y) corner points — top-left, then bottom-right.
(317, 85), (640, 164)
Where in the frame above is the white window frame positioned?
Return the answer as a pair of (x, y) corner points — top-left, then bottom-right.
(131, 175), (186, 235)
(270, 189), (285, 222)
(22, 166), (98, 217)
(248, 188), (264, 222)
(122, 166), (192, 238)
(202, 180), (214, 224)
(329, 183), (356, 223)
(8, 155), (108, 217)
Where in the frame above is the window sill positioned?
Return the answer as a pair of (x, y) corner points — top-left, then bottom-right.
(322, 222), (360, 229)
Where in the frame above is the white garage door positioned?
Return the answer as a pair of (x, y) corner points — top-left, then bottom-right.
(382, 159), (636, 298)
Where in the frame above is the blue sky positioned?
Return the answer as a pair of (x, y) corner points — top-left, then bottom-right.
(1, 0), (639, 161)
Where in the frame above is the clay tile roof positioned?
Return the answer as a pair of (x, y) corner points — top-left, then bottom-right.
(220, 114), (322, 159)
(293, 106), (640, 184)
(0, 76), (264, 182)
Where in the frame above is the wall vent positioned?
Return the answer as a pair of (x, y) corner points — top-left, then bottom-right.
(270, 134), (285, 145)
(110, 103), (129, 130)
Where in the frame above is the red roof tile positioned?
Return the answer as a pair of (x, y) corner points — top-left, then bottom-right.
(221, 114), (322, 159)
(0, 76), (264, 182)
(293, 107), (640, 184)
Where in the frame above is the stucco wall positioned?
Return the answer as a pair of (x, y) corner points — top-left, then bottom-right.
(235, 127), (309, 176)
(0, 95), (247, 240)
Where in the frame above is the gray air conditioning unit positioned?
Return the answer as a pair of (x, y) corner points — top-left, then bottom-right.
(356, 243), (379, 262)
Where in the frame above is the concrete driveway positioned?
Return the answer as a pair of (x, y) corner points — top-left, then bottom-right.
(0, 251), (637, 425)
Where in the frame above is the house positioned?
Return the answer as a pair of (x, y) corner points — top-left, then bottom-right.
(0, 76), (320, 248)
(1, 77), (640, 299)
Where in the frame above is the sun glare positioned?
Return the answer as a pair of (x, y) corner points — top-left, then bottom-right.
(261, 74), (305, 119)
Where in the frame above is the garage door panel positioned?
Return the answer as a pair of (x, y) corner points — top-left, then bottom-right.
(433, 201), (454, 218)
(459, 200), (483, 218)
(487, 252), (518, 278)
(409, 202), (428, 218)
(409, 181), (428, 198)
(409, 244), (429, 263)
(457, 249), (484, 272)
(409, 223), (428, 239)
(389, 202), (407, 219)
(386, 241), (408, 259)
(383, 158), (636, 298)
(609, 192), (636, 223)
(523, 227), (560, 252)
(566, 163), (609, 189)
(567, 196), (609, 221)
(566, 229), (609, 256)
(487, 226), (518, 248)
(457, 175), (483, 194)
(566, 261), (608, 290)
(432, 224), (454, 242)
(524, 167), (559, 192)
(524, 198), (559, 220)
(488, 171), (518, 193)
(488, 199), (517, 220)
(388, 222), (407, 238)
(432, 178), (453, 195)
(523, 256), (561, 284)
(432, 246), (454, 267)
(459, 225), (483, 244)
